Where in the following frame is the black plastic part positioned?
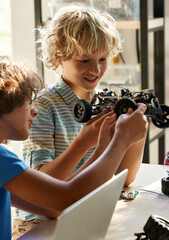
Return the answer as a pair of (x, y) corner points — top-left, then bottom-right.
(161, 177), (169, 195)
(114, 98), (137, 118)
(152, 104), (169, 129)
(143, 215), (169, 240)
(73, 99), (92, 123)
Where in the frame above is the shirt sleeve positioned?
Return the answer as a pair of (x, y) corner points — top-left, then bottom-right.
(23, 96), (55, 170)
(0, 146), (29, 187)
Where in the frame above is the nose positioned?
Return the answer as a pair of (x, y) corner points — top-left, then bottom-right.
(31, 105), (39, 118)
(89, 62), (101, 74)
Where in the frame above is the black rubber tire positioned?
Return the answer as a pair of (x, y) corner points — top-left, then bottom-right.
(73, 99), (92, 123)
(114, 98), (137, 118)
(152, 104), (169, 129)
(144, 215), (169, 240)
(161, 176), (169, 195)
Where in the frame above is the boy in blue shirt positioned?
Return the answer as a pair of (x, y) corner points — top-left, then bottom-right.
(0, 56), (147, 239)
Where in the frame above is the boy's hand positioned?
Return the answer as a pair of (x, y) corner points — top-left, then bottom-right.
(77, 110), (115, 149)
(97, 114), (117, 152)
(115, 103), (148, 147)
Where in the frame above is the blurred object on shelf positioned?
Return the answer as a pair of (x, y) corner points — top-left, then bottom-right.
(51, 0), (90, 15)
(112, 54), (120, 64)
(91, 0), (140, 20)
(51, 0), (140, 20)
(97, 63), (141, 92)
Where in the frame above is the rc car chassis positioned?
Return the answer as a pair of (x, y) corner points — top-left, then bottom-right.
(73, 87), (169, 129)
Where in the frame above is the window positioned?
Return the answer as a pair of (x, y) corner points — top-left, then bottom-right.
(0, 0), (12, 55)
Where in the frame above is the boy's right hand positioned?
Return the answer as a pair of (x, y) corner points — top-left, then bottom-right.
(115, 103), (148, 147)
(77, 110), (115, 149)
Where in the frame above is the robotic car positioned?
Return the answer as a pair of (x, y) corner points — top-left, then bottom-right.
(73, 87), (169, 129)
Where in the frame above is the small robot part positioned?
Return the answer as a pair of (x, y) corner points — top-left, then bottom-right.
(73, 87), (169, 129)
(164, 151), (169, 165)
(161, 170), (169, 195)
(120, 190), (138, 200)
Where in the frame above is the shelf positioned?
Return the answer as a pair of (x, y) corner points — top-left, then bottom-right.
(116, 20), (140, 29)
(111, 1), (165, 164)
(148, 18), (164, 31)
(117, 18), (164, 30)
(149, 122), (165, 143)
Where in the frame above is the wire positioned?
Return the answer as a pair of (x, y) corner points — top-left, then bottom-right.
(138, 188), (169, 198)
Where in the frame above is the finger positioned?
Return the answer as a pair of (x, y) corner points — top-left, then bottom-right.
(89, 110), (115, 125)
(135, 103), (147, 114)
(86, 110), (107, 124)
(127, 107), (134, 115)
(100, 114), (117, 131)
(99, 109), (115, 119)
(106, 114), (117, 123)
(109, 120), (116, 134)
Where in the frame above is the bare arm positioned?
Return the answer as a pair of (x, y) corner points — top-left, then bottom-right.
(4, 138), (126, 216)
(67, 105), (148, 185)
(39, 110), (114, 179)
(116, 138), (146, 186)
(3, 104), (147, 217)
(66, 114), (117, 180)
(115, 108), (148, 186)
(11, 194), (60, 219)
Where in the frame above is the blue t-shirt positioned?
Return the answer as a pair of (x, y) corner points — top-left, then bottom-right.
(0, 145), (29, 240)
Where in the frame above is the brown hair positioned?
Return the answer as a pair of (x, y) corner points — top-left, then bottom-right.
(0, 56), (43, 117)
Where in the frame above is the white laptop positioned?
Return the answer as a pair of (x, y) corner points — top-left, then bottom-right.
(18, 169), (127, 240)
(53, 169), (127, 240)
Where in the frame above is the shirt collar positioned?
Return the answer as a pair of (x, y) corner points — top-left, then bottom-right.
(53, 76), (79, 104)
(50, 75), (98, 104)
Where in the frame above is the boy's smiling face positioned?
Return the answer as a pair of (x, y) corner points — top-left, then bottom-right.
(61, 52), (109, 100)
(0, 100), (38, 142)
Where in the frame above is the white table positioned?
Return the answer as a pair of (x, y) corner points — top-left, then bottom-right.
(105, 163), (169, 239)
(18, 163), (169, 240)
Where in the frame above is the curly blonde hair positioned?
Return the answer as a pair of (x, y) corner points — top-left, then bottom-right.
(0, 56), (43, 117)
(38, 5), (121, 71)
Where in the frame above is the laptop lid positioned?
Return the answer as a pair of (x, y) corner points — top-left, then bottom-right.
(53, 169), (128, 240)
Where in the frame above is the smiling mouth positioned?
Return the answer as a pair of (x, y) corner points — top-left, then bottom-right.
(28, 120), (33, 129)
(84, 76), (99, 83)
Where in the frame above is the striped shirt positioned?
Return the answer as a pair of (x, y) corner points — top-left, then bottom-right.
(16, 76), (95, 220)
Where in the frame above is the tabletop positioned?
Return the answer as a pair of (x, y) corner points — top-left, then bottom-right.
(18, 163), (169, 240)
(105, 163), (169, 239)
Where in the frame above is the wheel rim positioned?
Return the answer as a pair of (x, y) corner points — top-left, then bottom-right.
(75, 104), (84, 118)
(114, 98), (137, 117)
(73, 99), (92, 122)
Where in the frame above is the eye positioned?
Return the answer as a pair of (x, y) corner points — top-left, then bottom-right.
(28, 99), (33, 105)
(79, 59), (89, 63)
(100, 58), (107, 62)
